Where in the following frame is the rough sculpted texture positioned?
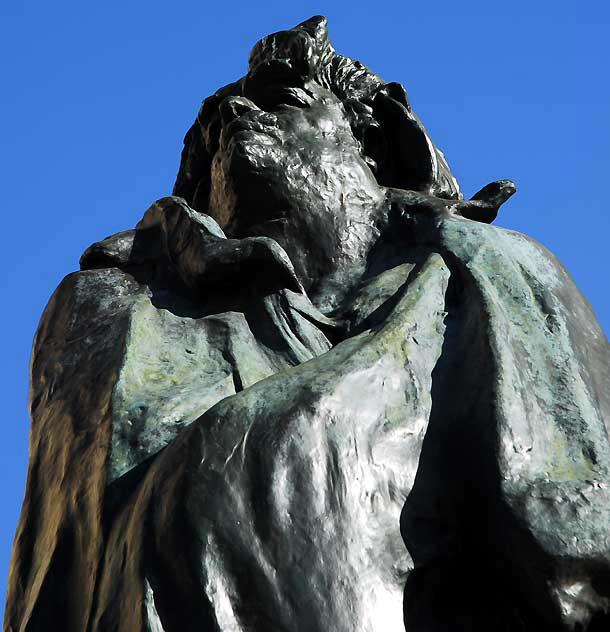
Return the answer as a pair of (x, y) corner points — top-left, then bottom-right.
(5, 16), (610, 632)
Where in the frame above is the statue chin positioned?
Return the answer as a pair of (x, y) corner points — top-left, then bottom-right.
(208, 95), (386, 298)
(5, 15), (610, 632)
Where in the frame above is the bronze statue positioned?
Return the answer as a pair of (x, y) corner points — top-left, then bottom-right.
(5, 16), (610, 632)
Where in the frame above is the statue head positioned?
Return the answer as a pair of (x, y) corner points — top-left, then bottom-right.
(173, 16), (461, 294)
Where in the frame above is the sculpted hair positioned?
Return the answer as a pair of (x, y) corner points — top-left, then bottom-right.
(173, 16), (461, 218)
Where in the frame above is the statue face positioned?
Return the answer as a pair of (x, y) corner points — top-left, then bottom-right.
(208, 82), (384, 291)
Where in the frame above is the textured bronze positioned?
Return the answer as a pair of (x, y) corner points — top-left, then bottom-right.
(5, 16), (610, 632)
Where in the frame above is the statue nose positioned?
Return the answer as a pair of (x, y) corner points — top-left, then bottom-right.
(219, 96), (260, 126)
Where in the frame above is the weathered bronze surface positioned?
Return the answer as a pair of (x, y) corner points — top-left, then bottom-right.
(5, 16), (610, 632)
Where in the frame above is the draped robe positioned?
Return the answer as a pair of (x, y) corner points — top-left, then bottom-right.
(5, 199), (610, 632)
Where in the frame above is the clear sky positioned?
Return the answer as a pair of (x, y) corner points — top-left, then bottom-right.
(1, 0), (609, 615)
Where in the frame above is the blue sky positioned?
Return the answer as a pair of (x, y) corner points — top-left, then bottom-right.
(1, 0), (609, 615)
